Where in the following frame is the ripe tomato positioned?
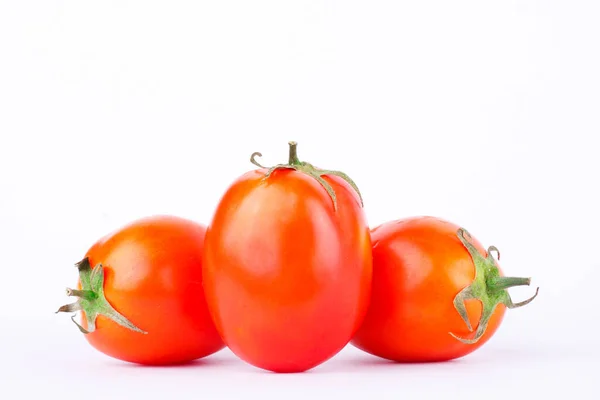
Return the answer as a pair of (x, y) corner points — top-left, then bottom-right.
(56, 215), (225, 365)
(351, 216), (538, 362)
(202, 142), (372, 373)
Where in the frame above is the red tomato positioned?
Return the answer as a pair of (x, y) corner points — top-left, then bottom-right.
(351, 216), (538, 362)
(56, 215), (225, 365)
(202, 142), (372, 373)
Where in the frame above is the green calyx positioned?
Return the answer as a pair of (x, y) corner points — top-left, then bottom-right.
(55, 258), (147, 335)
(249, 141), (364, 211)
(450, 228), (539, 344)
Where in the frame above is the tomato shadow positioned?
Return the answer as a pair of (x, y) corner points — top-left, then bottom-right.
(346, 357), (463, 367)
(328, 344), (557, 373)
(108, 355), (239, 369)
(228, 352), (467, 375)
(314, 355), (465, 374)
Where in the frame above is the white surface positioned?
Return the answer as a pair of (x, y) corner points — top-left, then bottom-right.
(1, 1), (598, 399)
(1, 315), (597, 399)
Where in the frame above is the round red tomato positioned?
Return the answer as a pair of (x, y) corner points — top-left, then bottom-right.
(56, 215), (225, 365)
(351, 216), (538, 362)
(202, 142), (373, 373)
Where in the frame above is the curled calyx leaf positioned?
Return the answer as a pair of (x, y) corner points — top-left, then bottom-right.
(450, 228), (539, 344)
(56, 258), (147, 335)
(250, 141), (364, 211)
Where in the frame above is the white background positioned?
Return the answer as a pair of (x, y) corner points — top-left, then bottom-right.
(1, 1), (598, 399)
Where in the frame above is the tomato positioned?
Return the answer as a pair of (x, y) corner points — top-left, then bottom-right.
(202, 141), (372, 373)
(56, 215), (225, 365)
(351, 216), (538, 362)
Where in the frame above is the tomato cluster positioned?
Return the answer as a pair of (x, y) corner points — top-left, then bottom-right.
(56, 142), (538, 372)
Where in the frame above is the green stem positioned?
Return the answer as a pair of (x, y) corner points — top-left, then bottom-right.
(249, 141), (364, 211)
(488, 276), (531, 291)
(56, 258), (147, 335)
(450, 228), (538, 344)
(288, 141), (300, 165)
(66, 288), (97, 301)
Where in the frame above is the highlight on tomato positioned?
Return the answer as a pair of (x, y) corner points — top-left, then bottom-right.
(56, 215), (225, 365)
(351, 216), (539, 362)
(202, 141), (373, 373)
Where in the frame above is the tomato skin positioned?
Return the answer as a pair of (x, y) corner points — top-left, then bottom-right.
(79, 215), (225, 365)
(202, 168), (372, 373)
(351, 216), (505, 362)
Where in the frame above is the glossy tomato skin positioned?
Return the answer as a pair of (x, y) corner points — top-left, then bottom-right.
(351, 216), (505, 362)
(80, 215), (225, 365)
(203, 168), (372, 373)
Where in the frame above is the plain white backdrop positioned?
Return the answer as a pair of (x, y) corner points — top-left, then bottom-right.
(1, 1), (598, 399)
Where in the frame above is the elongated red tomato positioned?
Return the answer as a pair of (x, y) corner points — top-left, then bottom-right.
(56, 215), (225, 365)
(351, 216), (538, 362)
(202, 142), (372, 373)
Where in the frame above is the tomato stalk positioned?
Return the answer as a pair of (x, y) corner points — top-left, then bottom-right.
(450, 228), (539, 344)
(56, 258), (147, 335)
(66, 288), (97, 301)
(288, 141), (301, 165)
(250, 141), (364, 211)
(488, 276), (531, 291)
